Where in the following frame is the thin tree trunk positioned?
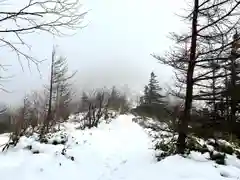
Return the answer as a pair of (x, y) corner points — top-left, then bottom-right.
(225, 62), (229, 121)
(230, 51), (237, 133)
(41, 49), (55, 137)
(212, 67), (216, 121)
(177, 0), (199, 154)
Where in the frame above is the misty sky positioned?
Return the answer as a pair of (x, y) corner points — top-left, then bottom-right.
(0, 0), (187, 105)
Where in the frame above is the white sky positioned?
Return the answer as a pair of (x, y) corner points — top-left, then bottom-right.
(0, 0), (187, 105)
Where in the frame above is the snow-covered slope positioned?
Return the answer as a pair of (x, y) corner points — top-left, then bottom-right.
(0, 114), (239, 180)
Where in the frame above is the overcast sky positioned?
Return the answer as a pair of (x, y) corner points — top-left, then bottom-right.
(0, 0), (187, 105)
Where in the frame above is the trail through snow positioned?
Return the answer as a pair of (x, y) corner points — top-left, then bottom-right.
(0, 115), (155, 180)
(0, 114), (240, 180)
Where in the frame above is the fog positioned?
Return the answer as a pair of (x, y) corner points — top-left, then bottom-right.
(0, 0), (186, 105)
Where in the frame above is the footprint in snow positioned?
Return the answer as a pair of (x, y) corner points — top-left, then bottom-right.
(220, 171), (230, 178)
(121, 160), (127, 164)
(112, 167), (118, 171)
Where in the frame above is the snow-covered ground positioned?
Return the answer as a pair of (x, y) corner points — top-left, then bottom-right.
(0, 114), (240, 180)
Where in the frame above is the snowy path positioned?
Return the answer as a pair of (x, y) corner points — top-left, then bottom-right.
(71, 114), (156, 180)
(0, 115), (155, 180)
(0, 114), (240, 180)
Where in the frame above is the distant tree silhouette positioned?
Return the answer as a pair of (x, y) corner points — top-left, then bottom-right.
(141, 72), (165, 105)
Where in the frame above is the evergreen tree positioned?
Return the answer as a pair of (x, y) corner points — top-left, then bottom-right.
(142, 85), (149, 104)
(80, 91), (89, 111)
(141, 72), (165, 105)
(148, 72), (165, 104)
(54, 56), (75, 120)
(108, 86), (120, 110)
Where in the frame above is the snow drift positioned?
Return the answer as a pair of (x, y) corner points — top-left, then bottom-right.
(0, 114), (239, 180)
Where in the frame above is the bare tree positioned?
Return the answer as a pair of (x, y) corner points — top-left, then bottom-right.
(40, 48), (55, 137)
(40, 47), (76, 136)
(2, 95), (33, 151)
(81, 90), (105, 129)
(0, 0), (87, 67)
(153, 0), (240, 153)
(22, 90), (49, 131)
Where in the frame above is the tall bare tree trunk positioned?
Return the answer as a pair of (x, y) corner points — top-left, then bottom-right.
(177, 0), (199, 154)
(212, 66), (216, 121)
(224, 63), (229, 121)
(230, 44), (237, 134)
(46, 49), (55, 129)
(41, 48), (55, 137)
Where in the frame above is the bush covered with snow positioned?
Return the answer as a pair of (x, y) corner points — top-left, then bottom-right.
(134, 116), (240, 165)
(39, 131), (69, 145)
(75, 110), (118, 130)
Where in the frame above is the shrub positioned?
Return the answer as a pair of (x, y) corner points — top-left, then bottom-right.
(52, 140), (59, 145)
(219, 145), (234, 155)
(155, 142), (169, 152)
(210, 151), (226, 165)
(235, 151), (240, 159)
(156, 151), (169, 161)
(32, 150), (40, 154)
(40, 138), (48, 144)
(199, 144), (210, 154)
